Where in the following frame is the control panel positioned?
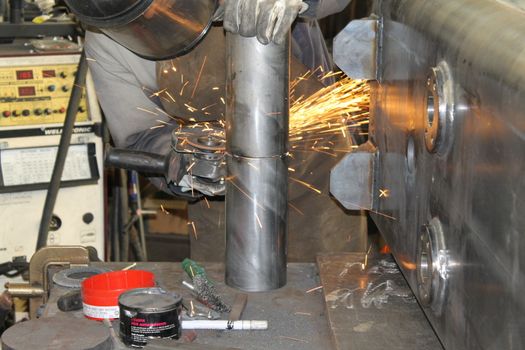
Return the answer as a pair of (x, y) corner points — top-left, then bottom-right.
(0, 58), (89, 127)
(0, 49), (104, 300)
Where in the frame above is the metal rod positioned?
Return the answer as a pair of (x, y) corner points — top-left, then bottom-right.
(36, 51), (87, 250)
(225, 34), (289, 291)
(9, 0), (23, 24)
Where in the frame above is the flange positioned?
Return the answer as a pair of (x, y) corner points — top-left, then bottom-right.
(416, 217), (450, 315)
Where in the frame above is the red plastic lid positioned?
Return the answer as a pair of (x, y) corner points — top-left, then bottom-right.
(82, 270), (155, 307)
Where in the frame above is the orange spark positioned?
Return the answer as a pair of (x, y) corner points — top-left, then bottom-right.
(191, 56), (207, 99)
(188, 221), (198, 240)
(290, 177), (322, 194)
(136, 107), (158, 115)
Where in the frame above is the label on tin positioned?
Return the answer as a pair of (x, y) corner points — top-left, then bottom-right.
(82, 303), (120, 319)
(120, 309), (181, 346)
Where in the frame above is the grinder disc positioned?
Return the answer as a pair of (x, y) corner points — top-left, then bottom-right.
(1, 316), (112, 350)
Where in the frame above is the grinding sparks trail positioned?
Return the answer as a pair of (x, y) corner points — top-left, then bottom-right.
(191, 56), (207, 99)
(288, 202), (304, 216)
(289, 177), (322, 194)
(149, 69), (370, 147)
(255, 213), (263, 229)
(136, 107), (158, 115)
(289, 76), (369, 151)
(150, 71), (375, 217)
(160, 204), (170, 215)
(189, 221), (198, 240)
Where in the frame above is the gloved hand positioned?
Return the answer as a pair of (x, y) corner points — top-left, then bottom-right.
(223, 0), (308, 45)
(171, 153), (226, 197)
(104, 146), (224, 198)
(34, 0), (56, 14)
(170, 124), (226, 197)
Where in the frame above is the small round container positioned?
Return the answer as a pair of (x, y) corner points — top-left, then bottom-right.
(81, 270), (155, 320)
(119, 287), (183, 347)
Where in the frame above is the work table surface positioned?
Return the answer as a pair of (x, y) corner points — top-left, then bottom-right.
(46, 262), (331, 350)
(43, 257), (442, 350)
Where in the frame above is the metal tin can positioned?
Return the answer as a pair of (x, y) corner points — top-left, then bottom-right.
(119, 287), (182, 347)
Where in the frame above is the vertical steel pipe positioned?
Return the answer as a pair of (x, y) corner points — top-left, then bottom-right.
(225, 34), (289, 291)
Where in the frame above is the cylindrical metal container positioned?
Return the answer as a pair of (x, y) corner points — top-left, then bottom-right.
(119, 287), (182, 347)
(64, 0), (217, 60)
(225, 34), (289, 158)
(225, 155), (288, 291)
(225, 34), (290, 291)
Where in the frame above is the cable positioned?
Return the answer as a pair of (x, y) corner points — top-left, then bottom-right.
(36, 49), (88, 250)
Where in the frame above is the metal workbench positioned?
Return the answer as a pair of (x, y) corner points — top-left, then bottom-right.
(40, 256), (442, 350)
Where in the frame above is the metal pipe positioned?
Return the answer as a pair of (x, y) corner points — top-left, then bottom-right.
(36, 51), (88, 251)
(5, 283), (44, 298)
(225, 34), (289, 291)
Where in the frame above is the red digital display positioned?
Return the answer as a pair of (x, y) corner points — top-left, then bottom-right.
(42, 70), (56, 78)
(18, 86), (36, 97)
(16, 70), (34, 80)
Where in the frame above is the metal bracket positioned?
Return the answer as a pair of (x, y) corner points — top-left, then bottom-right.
(330, 141), (378, 211)
(5, 246), (92, 319)
(334, 19), (381, 80)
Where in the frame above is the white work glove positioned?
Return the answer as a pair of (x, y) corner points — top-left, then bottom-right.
(178, 175), (225, 197)
(170, 153), (226, 197)
(34, 0), (56, 14)
(223, 0), (308, 45)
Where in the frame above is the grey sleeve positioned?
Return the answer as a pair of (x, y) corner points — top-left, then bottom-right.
(85, 31), (179, 193)
(302, 0), (352, 19)
(85, 30), (176, 155)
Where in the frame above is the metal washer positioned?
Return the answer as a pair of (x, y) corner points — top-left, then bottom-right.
(52, 266), (110, 288)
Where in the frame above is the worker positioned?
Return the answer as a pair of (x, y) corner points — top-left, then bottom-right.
(75, 0), (367, 261)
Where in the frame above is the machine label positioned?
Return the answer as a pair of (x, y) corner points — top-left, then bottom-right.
(0, 144), (92, 186)
(0, 125), (95, 138)
(82, 303), (120, 320)
(44, 126), (93, 135)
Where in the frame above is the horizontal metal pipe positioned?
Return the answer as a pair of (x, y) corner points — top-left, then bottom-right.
(5, 283), (44, 298)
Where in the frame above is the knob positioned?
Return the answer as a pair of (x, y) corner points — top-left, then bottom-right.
(62, 85), (69, 92)
(22, 109), (30, 116)
(12, 110), (20, 117)
(47, 85), (56, 92)
(60, 72), (67, 78)
(58, 107), (66, 114)
(34, 108), (43, 116)
(78, 106), (86, 113)
(2, 111), (11, 117)
(44, 108), (52, 115)
(82, 213), (94, 224)
(49, 215), (62, 231)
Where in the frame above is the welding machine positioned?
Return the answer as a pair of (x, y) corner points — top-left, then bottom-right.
(0, 41), (104, 285)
